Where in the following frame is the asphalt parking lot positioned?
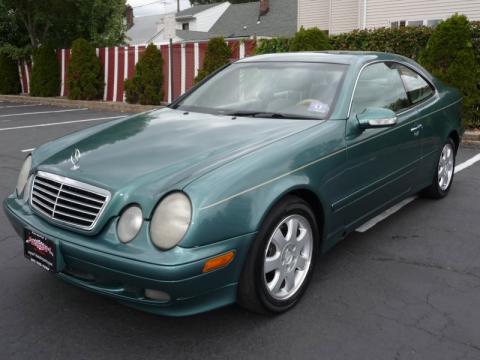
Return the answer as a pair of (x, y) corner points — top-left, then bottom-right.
(1, 100), (480, 360)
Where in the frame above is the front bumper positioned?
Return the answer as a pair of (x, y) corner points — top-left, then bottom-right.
(3, 196), (256, 316)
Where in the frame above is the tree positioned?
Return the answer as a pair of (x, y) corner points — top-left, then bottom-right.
(68, 38), (104, 100)
(0, 0), (126, 54)
(420, 14), (480, 127)
(30, 44), (60, 97)
(195, 37), (231, 83)
(124, 44), (164, 105)
(289, 27), (332, 52)
(0, 54), (21, 94)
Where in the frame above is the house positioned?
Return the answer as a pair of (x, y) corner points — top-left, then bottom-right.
(125, 14), (174, 44)
(127, 1), (298, 44)
(176, 0), (298, 41)
(209, 0), (298, 39)
(298, 0), (480, 35)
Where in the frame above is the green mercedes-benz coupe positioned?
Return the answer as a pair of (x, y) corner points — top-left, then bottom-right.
(4, 52), (463, 316)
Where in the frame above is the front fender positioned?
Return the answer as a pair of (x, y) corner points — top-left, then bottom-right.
(181, 120), (347, 248)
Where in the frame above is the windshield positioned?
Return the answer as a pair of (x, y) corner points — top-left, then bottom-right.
(174, 62), (348, 120)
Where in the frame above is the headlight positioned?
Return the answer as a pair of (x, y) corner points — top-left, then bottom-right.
(150, 192), (192, 250)
(16, 155), (32, 197)
(117, 205), (143, 244)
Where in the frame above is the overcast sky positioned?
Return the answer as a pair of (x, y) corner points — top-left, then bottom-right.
(127, 0), (192, 17)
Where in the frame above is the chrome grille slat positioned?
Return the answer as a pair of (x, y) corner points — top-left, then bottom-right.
(33, 184), (60, 200)
(34, 178), (61, 192)
(30, 171), (110, 231)
(58, 187), (105, 205)
(53, 209), (96, 222)
(55, 202), (98, 216)
(32, 192), (56, 210)
(32, 197), (55, 212)
(56, 195), (103, 210)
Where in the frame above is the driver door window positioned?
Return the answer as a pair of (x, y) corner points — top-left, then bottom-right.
(351, 62), (410, 115)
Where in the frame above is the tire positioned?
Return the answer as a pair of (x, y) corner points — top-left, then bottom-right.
(423, 138), (456, 199)
(237, 195), (320, 314)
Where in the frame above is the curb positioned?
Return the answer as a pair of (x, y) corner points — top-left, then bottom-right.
(464, 130), (480, 145)
(0, 95), (164, 114)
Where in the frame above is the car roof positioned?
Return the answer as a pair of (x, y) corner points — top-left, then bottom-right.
(237, 51), (410, 66)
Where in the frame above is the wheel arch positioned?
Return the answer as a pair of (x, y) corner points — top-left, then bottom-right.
(448, 130), (460, 152)
(258, 186), (327, 248)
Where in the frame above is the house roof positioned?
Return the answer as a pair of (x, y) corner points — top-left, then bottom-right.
(176, 3), (220, 18)
(126, 14), (167, 45)
(175, 30), (220, 41)
(209, 0), (298, 38)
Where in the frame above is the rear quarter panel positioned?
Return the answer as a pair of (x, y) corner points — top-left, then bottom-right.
(417, 80), (463, 187)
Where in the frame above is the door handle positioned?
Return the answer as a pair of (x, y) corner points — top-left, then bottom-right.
(410, 124), (423, 134)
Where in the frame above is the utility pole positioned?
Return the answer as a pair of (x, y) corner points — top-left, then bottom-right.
(177, 0), (180, 13)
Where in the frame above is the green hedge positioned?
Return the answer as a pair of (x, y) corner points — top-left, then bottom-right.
(30, 45), (60, 97)
(68, 38), (104, 100)
(195, 37), (231, 83)
(420, 15), (479, 128)
(290, 27), (332, 51)
(330, 26), (433, 60)
(124, 43), (164, 105)
(0, 54), (21, 94)
(256, 37), (290, 55)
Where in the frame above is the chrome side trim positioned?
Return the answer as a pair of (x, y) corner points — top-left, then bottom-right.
(199, 98), (461, 211)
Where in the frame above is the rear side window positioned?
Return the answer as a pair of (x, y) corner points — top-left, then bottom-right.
(351, 62), (410, 115)
(395, 64), (434, 104)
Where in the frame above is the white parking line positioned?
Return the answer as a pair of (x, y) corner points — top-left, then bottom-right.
(0, 115), (125, 132)
(454, 153), (480, 173)
(21, 148), (35, 153)
(0, 108), (88, 118)
(0, 104), (39, 109)
(356, 152), (480, 232)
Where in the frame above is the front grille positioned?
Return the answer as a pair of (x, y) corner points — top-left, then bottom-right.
(30, 171), (110, 231)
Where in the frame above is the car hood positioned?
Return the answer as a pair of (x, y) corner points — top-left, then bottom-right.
(34, 108), (322, 214)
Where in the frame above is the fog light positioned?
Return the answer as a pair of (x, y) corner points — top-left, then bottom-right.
(145, 289), (171, 302)
(202, 251), (235, 273)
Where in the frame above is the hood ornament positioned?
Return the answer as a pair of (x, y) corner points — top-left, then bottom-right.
(70, 148), (81, 170)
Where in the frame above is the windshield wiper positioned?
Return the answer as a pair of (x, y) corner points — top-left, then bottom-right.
(224, 111), (322, 120)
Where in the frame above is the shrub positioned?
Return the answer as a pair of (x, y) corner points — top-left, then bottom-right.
(0, 54), (21, 94)
(420, 14), (480, 128)
(330, 26), (433, 60)
(289, 27), (332, 52)
(256, 37), (290, 54)
(68, 38), (104, 100)
(124, 43), (164, 105)
(30, 45), (60, 97)
(195, 37), (231, 83)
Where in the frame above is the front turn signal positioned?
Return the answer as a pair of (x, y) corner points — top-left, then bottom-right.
(202, 251), (235, 273)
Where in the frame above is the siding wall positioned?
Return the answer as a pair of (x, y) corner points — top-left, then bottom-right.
(330, 0), (360, 34)
(299, 0), (480, 34)
(297, 0), (330, 31)
(363, 0), (480, 29)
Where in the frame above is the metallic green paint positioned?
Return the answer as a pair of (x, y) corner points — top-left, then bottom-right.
(4, 52), (463, 316)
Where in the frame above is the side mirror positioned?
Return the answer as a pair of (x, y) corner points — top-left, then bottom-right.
(356, 108), (397, 130)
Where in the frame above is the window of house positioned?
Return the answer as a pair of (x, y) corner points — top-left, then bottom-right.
(427, 19), (441, 27)
(391, 21), (399, 29)
(182, 22), (189, 30)
(395, 64), (434, 104)
(407, 20), (424, 27)
(351, 62), (410, 115)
